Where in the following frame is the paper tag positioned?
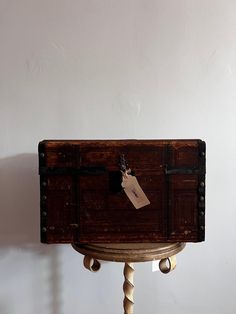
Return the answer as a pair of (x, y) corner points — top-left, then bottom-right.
(152, 260), (160, 272)
(121, 173), (150, 209)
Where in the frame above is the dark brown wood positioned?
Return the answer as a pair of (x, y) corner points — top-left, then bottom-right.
(39, 139), (206, 244)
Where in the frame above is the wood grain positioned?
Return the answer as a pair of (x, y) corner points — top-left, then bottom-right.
(39, 139), (206, 244)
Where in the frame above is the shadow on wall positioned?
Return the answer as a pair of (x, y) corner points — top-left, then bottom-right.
(0, 154), (61, 314)
(0, 154), (40, 247)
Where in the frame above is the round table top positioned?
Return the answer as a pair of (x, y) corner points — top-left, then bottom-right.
(72, 242), (186, 263)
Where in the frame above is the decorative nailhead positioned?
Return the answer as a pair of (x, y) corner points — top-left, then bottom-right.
(200, 181), (205, 187)
(42, 181), (47, 187)
(200, 211), (205, 216)
(201, 151), (205, 157)
(42, 195), (47, 201)
(40, 153), (45, 158)
(42, 211), (47, 217)
(200, 226), (205, 230)
(42, 227), (47, 232)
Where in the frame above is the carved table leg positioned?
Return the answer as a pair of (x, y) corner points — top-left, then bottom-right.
(83, 255), (101, 272)
(123, 263), (134, 314)
(159, 255), (176, 274)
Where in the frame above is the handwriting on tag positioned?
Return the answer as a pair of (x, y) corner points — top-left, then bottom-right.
(121, 174), (150, 209)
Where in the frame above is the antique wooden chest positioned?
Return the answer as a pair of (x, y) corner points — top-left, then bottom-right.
(39, 140), (206, 244)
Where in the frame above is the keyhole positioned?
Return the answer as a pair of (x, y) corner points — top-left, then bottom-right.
(109, 171), (122, 193)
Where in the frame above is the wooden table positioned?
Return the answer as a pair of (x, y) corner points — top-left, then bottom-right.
(72, 242), (185, 314)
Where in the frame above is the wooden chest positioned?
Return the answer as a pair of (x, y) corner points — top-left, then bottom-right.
(39, 140), (206, 244)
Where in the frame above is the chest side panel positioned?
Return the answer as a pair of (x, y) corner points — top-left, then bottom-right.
(39, 142), (79, 243)
(166, 140), (206, 242)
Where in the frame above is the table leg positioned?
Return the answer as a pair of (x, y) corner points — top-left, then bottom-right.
(123, 262), (134, 314)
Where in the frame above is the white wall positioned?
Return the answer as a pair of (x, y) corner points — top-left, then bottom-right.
(0, 0), (236, 313)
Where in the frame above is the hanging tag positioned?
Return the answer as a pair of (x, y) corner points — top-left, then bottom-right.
(152, 260), (160, 272)
(121, 172), (150, 209)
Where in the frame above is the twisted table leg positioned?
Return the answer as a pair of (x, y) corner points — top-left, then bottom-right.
(123, 262), (134, 314)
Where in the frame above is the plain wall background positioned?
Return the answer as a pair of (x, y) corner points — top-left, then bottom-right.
(0, 0), (236, 313)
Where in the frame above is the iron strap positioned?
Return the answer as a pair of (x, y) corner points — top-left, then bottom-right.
(39, 166), (107, 176)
